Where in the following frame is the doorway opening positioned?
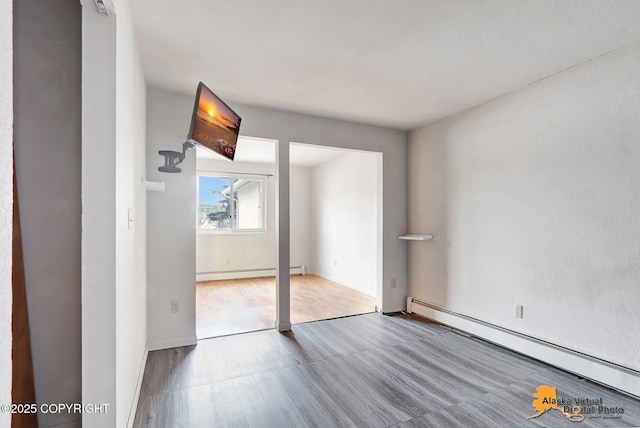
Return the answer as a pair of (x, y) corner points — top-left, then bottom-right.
(195, 138), (381, 339)
(289, 142), (381, 325)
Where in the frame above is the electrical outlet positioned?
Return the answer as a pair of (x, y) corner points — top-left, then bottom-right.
(391, 278), (397, 288)
(514, 304), (523, 318)
(171, 300), (180, 314)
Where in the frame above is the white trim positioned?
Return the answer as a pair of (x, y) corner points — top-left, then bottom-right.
(197, 228), (266, 235)
(196, 172), (267, 233)
(381, 307), (405, 314)
(407, 297), (640, 398)
(126, 343), (149, 428)
(148, 335), (197, 351)
(312, 271), (376, 298)
(375, 152), (384, 318)
(197, 266), (304, 282)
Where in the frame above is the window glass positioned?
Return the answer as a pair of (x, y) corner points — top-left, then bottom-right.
(198, 175), (264, 232)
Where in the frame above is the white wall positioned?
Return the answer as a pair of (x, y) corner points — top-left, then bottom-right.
(290, 165), (312, 269)
(114, 0), (148, 426)
(146, 88), (197, 350)
(82, 3), (117, 427)
(83, 1), (148, 426)
(0, 1), (12, 426)
(147, 86), (407, 349)
(196, 159), (277, 276)
(196, 159), (312, 278)
(237, 181), (262, 228)
(409, 42), (640, 371)
(310, 152), (379, 297)
(14, 2), (82, 426)
(232, 103), (407, 312)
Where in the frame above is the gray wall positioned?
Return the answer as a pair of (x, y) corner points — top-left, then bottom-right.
(409, 42), (640, 372)
(13, 1), (82, 426)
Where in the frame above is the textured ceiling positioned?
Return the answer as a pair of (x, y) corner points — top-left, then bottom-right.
(131, 1), (640, 130)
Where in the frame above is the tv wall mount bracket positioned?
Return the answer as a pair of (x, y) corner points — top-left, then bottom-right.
(158, 140), (196, 173)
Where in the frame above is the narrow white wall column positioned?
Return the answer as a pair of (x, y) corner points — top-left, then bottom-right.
(82, 5), (117, 427)
(275, 140), (291, 331)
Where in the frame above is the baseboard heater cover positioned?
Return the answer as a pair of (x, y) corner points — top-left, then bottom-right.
(197, 265), (306, 282)
(407, 297), (639, 398)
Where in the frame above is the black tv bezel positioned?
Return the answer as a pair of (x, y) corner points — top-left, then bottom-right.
(186, 81), (242, 161)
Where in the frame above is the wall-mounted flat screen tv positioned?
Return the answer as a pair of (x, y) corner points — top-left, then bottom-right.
(187, 82), (241, 161)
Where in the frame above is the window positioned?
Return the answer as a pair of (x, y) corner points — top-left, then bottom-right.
(197, 173), (265, 233)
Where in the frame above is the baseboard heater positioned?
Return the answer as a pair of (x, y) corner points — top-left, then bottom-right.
(197, 265), (306, 282)
(407, 297), (640, 399)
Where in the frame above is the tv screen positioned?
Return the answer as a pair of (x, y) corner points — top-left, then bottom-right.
(187, 82), (241, 161)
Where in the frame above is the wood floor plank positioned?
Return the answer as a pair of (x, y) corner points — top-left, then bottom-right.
(232, 371), (307, 428)
(305, 357), (411, 427)
(427, 331), (543, 381)
(325, 313), (431, 347)
(408, 337), (520, 390)
(351, 346), (454, 412)
(196, 274), (375, 338)
(133, 313), (639, 428)
(278, 327), (337, 362)
(275, 364), (361, 428)
(139, 345), (196, 396)
(186, 379), (248, 428)
(135, 389), (191, 428)
(345, 349), (445, 418)
(185, 330), (304, 388)
(375, 312), (450, 339)
(390, 340), (492, 400)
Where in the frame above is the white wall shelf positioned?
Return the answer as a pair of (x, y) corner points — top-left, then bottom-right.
(142, 178), (165, 192)
(398, 235), (433, 241)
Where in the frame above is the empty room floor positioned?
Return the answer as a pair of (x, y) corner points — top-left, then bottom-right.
(196, 274), (376, 338)
(134, 313), (639, 428)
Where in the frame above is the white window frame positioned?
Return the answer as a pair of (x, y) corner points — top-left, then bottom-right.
(196, 171), (267, 234)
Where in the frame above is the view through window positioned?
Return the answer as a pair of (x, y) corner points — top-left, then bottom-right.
(197, 174), (265, 232)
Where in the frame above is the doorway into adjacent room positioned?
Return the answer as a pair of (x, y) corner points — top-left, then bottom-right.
(195, 137), (381, 339)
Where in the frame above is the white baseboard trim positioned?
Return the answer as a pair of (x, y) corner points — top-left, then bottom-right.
(381, 306), (404, 314)
(407, 297), (640, 398)
(148, 335), (197, 351)
(312, 271), (376, 298)
(126, 343), (149, 428)
(197, 266), (304, 282)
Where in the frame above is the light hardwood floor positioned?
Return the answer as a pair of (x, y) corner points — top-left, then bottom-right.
(134, 313), (639, 428)
(196, 274), (376, 338)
